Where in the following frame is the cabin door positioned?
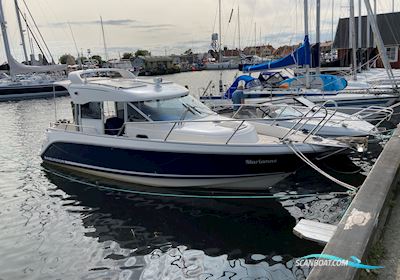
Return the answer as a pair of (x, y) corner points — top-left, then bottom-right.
(80, 102), (104, 134)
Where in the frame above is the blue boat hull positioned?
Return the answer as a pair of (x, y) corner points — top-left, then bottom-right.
(0, 84), (68, 101)
(41, 142), (307, 188)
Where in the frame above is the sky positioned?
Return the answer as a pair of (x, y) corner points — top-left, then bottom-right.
(0, 0), (398, 63)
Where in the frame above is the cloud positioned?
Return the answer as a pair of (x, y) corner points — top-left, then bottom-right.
(48, 19), (136, 27)
(130, 24), (175, 29)
(47, 19), (174, 30)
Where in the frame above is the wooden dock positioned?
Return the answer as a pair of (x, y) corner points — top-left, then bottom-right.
(307, 125), (400, 280)
(293, 219), (337, 245)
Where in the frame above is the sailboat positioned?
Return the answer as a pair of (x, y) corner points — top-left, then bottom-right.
(200, 0), (399, 113)
(204, 0), (242, 70)
(0, 0), (68, 101)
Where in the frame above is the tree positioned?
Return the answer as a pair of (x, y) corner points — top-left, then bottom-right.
(59, 54), (76, 65)
(91, 55), (102, 64)
(122, 52), (134, 60)
(134, 49), (151, 57)
(183, 49), (193, 55)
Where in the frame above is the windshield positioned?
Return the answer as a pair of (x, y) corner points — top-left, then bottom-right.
(269, 105), (303, 118)
(132, 95), (214, 121)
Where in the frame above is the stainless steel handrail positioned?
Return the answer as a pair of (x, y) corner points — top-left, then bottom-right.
(313, 100), (339, 135)
(281, 105), (329, 141)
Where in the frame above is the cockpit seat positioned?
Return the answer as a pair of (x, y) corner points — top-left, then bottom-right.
(105, 117), (124, 135)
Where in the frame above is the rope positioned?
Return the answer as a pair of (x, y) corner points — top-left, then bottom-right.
(287, 143), (358, 193)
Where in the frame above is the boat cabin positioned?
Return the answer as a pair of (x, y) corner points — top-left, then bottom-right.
(60, 69), (217, 139)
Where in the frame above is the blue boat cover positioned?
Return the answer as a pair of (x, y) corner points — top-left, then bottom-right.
(278, 74), (348, 91)
(242, 36), (311, 72)
(225, 75), (256, 98)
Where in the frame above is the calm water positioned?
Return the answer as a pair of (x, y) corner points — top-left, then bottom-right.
(0, 70), (388, 279)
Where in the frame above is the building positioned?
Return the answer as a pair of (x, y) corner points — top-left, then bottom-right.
(132, 56), (179, 76)
(106, 59), (133, 70)
(273, 44), (301, 58)
(333, 12), (400, 68)
(243, 45), (275, 57)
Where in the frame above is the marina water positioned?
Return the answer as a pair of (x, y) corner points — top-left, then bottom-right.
(0, 70), (386, 279)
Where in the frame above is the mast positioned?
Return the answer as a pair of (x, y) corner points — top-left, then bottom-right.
(374, 0), (376, 37)
(218, 0), (223, 93)
(350, 0), (357, 80)
(21, 0), (54, 64)
(316, 0), (321, 74)
(68, 23), (81, 68)
(364, 0), (397, 89)
(218, 0), (222, 63)
(331, 0), (334, 61)
(100, 16), (108, 62)
(254, 22), (257, 55)
(14, 0), (29, 63)
(304, 0), (310, 88)
(26, 13), (34, 56)
(238, 5), (241, 51)
(0, 0), (14, 66)
(358, 0), (362, 71)
(366, 0), (370, 69)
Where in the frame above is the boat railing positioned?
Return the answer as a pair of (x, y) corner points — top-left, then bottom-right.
(280, 104), (330, 142)
(350, 105), (394, 128)
(212, 102), (342, 142)
(50, 122), (96, 132)
(313, 100), (339, 136)
(50, 114), (334, 146)
(199, 80), (217, 98)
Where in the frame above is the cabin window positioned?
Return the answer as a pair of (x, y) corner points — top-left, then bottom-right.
(386, 47), (398, 62)
(81, 102), (102, 119)
(127, 103), (148, 122)
(104, 101), (117, 118)
(116, 102), (125, 120)
(131, 95), (212, 121)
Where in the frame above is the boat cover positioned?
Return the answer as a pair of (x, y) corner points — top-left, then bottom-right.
(241, 36), (311, 72)
(278, 74), (348, 91)
(225, 75), (256, 98)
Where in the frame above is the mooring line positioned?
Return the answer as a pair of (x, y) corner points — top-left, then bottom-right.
(287, 143), (358, 193)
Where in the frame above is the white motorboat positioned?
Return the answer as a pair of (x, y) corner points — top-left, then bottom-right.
(226, 97), (386, 138)
(41, 69), (350, 190)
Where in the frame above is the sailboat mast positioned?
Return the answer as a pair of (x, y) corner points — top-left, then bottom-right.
(26, 14), (34, 56)
(68, 23), (81, 67)
(14, 0), (29, 63)
(304, 0), (310, 88)
(316, 0), (321, 75)
(238, 5), (241, 51)
(373, 0), (376, 49)
(366, 0), (370, 69)
(100, 16), (108, 62)
(218, 0), (222, 63)
(254, 22), (257, 48)
(0, 0), (14, 65)
(350, 0), (357, 80)
(358, 0), (362, 71)
(331, 0), (334, 61)
(364, 0), (397, 89)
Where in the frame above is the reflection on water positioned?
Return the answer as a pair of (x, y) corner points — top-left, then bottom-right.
(45, 171), (323, 279)
(0, 70), (395, 279)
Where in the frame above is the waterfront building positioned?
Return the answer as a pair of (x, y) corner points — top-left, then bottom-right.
(333, 12), (400, 68)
